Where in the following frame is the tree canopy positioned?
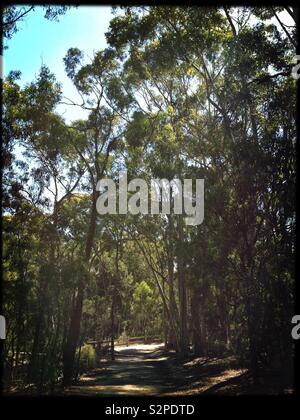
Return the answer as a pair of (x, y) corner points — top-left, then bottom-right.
(2, 6), (296, 393)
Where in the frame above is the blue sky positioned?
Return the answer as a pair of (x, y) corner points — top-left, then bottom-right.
(4, 6), (114, 122)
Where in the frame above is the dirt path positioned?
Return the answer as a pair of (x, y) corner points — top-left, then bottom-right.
(63, 343), (255, 397)
(64, 343), (184, 396)
(9, 343), (287, 396)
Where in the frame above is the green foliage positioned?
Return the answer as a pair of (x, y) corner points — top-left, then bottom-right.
(78, 344), (97, 370)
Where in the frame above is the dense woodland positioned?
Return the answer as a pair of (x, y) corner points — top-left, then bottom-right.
(2, 6), (296, 393)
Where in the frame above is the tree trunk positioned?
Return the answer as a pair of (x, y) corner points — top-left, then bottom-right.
(167, 251), (178, 349)
(191, 290), (202, 356)
(63, 283), (84, 386)
(177, 217), (188, 358)
(62, 195), (97, 385)
(110, 290), (115, 361)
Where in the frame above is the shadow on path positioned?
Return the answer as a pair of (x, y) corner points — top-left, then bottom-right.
(64, 343), (184, 396)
